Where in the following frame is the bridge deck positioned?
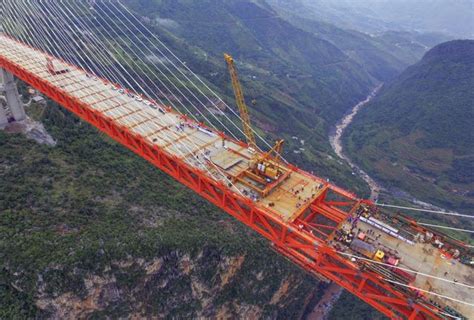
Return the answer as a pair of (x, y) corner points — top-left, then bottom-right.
(0, 34), (325, 223)
(2, 33), (473, 319)
(332, 212), (473, 318)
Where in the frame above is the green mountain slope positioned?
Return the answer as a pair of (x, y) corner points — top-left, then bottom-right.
(117, 0), (444, 195)
(0, 101), (318, 318)
(124, 0), (374, 123)
(116, 0), (376, 194)
(345, 40), (474, 213)
(3, 1), (458, 318)
(267, 0), (452, 79)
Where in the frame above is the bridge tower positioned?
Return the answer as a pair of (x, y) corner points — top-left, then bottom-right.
(0, 68), (26, 126)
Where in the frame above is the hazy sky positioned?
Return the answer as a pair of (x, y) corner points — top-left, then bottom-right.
(298, 0), (474, 38)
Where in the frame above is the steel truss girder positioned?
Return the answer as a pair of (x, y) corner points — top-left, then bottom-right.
(0, 40), (443, 320)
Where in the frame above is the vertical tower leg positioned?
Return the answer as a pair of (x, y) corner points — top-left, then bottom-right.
(0, 99), (8, 126)
(0, 68), (26, 122)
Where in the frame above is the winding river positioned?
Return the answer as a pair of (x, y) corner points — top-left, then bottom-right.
(328, 84), (462, 217)
(329, 84), (383, 200)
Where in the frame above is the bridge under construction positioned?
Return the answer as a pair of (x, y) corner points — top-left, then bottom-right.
(0, 1), (472, 319)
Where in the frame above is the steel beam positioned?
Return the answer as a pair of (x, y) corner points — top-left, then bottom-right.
(0, 38), (445, 320)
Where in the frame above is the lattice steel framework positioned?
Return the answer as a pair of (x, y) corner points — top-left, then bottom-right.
(0, 35), (445, 320)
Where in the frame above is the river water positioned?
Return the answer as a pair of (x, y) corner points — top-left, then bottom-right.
(329, 84), (383, 200)
(327, 84), (455, 214)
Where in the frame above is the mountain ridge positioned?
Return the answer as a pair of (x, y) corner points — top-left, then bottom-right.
(345, 39), (474, 215)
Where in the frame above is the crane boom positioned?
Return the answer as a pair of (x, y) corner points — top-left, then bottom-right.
(224, 53), (257, 150)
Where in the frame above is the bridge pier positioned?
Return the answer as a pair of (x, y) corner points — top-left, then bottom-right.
(0, 98), (8, 126)
(0, 68), (26, 124)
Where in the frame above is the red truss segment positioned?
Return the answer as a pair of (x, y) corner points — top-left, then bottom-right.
(0, 38), (444, 319)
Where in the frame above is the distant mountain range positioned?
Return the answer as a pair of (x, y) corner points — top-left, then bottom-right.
(269, 0), (474, 39)
(345, 40), (474, 214)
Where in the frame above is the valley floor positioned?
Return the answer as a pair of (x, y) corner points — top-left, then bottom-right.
(329, 85), (383, 201)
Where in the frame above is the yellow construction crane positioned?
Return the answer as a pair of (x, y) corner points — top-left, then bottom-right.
(252, 138), (285, 180)
(224, 54), (289, 195)
(224, 53), (257, 151)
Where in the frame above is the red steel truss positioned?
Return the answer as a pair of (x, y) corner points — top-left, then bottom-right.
(0, 39), (444, 319)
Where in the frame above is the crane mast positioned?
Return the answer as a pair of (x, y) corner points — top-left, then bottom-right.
(224, 53), (289, 196)
(224, 53), (257, 151)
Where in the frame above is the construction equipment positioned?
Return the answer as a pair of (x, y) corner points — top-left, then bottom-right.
(251, 139), (285, 180)
(224, 53), (257, 151)
(225, 54), (289, 196)
(46, 57), (69, 75)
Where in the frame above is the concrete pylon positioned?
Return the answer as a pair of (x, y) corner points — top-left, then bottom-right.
(0, 99), (8, 126)
(0, 68), (26, 122)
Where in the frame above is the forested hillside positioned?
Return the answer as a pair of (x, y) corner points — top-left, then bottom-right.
(118, 0), (444, 195)
(268, 0), (452, 79)
(345, 40), (474, 214)
(124, 0), (374, 123)
(1, 100), (321, 318)
(0, 0), (456, 318)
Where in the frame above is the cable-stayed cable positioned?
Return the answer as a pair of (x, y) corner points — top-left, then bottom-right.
(376, 203), (473, 219)
(8, 0), (224, 189)
(56, 0), (242, 191)
(417, 223), (474, 234)
(91, 1), (241, 142)
(112, 0), (278, 153)
(335, 250), (474, 289)
(33, 0), (242, 194)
